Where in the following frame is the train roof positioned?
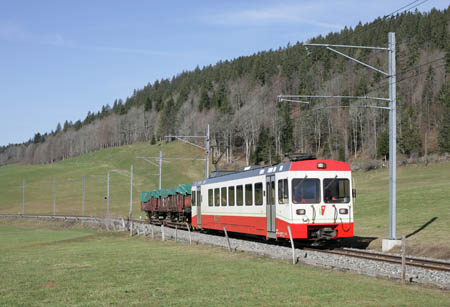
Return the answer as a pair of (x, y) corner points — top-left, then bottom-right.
(193, 160), (351, 186)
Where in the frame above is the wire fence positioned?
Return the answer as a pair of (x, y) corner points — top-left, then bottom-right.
(0, 166), (147, 219)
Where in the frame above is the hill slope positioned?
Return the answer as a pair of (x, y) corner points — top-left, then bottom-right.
(0, 141), (206, 217)
(1, 142), (449, 258)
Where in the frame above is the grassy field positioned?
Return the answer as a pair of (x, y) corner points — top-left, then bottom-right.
(353, 161), (450, 257)
(1, 219), (449, 306)
(0, 142), (449, 257)
(0, 141), (205, 218)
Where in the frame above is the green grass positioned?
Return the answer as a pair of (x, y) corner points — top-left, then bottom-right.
(0, 141), (205, 218)
(353, 162), (450, 254)
(1, 219), (449, 306)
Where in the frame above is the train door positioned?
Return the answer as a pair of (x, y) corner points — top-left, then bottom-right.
(196, 187), (202, 228)
(266, 175), (276, 238)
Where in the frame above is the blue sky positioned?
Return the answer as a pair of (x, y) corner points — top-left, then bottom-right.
(0, 0), (448, 146)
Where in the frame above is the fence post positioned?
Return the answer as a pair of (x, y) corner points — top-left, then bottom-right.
(175, 226), (178, 242)
(130, 222), (133, 237)
(402, 235), (406, 283)
(224, 226), (232, 252)
(287, 226), (296, 265)
(151, 224), (154, 240)
(53, 179), (56, 216)
(129, 165), (133, 219)
(106, 172), (110, 216)
(161, 225), (165, 241)
(186, 223), (192, 245)
(82, 176), (85, 216)
(22, 180), (26, 215)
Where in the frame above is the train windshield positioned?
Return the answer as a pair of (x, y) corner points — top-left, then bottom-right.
(292, 179), (320, 204)
(324, 178), (350, 203)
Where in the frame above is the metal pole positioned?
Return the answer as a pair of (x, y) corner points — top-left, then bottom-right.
(287, 226), (296, 265)
(82, 176), (85, 216)
(401, 235), (406, 283)
(107, 172), (110, 216)
(224, 226), (232, 252)
(129, 164), (133, 219)
(159, 151), (162, 189)
(22, 180), (25, 215)
(53, 179), (56, 216)
(388, 32), (397, 239)
(205, 124), (210, 179)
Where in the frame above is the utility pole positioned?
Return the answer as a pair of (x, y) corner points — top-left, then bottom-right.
(388, 32), (397, 241)
(82, 176), (85, 216)
(129, 164), (133, 218)
(279, 32), (398, 250)
(205, 124), (210, 180)
(106, 172), (110, 216)
(22, 180), (25, 215)
(159, 151), (162, 189)
(53, 179), (56, 216)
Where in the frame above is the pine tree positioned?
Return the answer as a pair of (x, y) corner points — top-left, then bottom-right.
(145, 97), (152, 112)
(377, 130), (389, 159)
(399, 106), (422, 156)
(438, 81), (450, 153)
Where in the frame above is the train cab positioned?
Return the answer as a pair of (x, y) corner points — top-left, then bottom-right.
(192, 158), (354, 241)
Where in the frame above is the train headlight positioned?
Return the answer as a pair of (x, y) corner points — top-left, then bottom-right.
(317, 162), (327, 169)
(296, 209), (306, 215)
(339, 208), (348, 214)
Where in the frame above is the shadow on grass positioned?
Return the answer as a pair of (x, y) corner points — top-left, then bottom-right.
(339, 236), (378, 249)
(406, 217), (438, 239)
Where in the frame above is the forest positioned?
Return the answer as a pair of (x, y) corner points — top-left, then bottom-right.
(1, 7), (449, 168)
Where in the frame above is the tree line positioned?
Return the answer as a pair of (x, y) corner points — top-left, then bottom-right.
(1, 7), (449, 167)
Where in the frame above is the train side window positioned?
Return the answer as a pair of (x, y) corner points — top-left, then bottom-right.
(221, 187), (227, 206)
(228, 186), (235, 206)
(236, 185), (243, 206)
(208, 189), (213, 207)
(245, 184), (253, 206)
(197, 190), (201, 206)
(192, 190), (196, 206)
(255, 182), (263, 206)
(278, 179), (289, 204)
(214, 188), (220, 206)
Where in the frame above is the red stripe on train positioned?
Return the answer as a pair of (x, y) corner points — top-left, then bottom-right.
(193, 214), (353, 239)
(289, 160), (351, 171)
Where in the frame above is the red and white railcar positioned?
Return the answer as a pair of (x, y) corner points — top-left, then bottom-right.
(191, 159), (354, 240)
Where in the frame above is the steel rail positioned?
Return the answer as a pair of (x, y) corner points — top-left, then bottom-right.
(304, 247), (450, 273)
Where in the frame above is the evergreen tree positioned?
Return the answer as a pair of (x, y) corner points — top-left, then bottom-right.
(56, 123), (62, 133)
(279, 103), (294, 155)
(377, 130), (389, 159)
(438, 81), (450, 153)
(399, 106), (422, 156)
(145, 97), (152, 112)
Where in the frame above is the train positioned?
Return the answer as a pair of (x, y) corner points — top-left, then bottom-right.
(140, 156), (354, 241)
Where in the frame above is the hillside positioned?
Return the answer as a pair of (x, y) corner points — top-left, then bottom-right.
(1, 141), (449, 258)
(0, 141), (206, 218)
(1, 7), (449, 167)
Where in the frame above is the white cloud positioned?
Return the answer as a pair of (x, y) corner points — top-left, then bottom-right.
(0, 23), (181, 57)
(203, 2), (343, 29)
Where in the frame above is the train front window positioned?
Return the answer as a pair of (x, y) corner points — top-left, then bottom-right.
(292, 179), (320, 204)
(324, 178), (350, 203)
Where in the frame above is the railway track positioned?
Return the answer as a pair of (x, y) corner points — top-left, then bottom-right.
(305, 247), (450, 273)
